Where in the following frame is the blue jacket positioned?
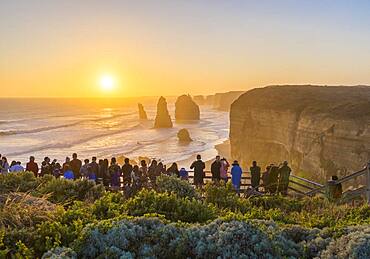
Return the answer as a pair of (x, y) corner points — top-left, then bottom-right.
(231, 165), (242, 186)
(64, 170), (74, 180)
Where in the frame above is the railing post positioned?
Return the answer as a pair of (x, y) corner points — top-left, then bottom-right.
(367, 162), (370, 205)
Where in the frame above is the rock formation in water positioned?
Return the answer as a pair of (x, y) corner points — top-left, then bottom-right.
(138, 103), (148, 120)
(175, 95), (200, 120)
(230, 85), (370, 181)
(154, 96), (173, 128)
(205, 91), (244, 111)
(177, 128), (192, 142)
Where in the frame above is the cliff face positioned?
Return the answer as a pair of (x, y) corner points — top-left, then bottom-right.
(138, 103), (148, 120)
(205, 91), (244, 111)
(154, 96), (173, 128)
(175, 95), (200, 120)
(230, 85), (370, 181)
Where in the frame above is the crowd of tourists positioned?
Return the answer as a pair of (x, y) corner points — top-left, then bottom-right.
(0, 152), (295, 196)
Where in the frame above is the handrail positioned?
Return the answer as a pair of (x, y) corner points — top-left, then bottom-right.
(289, 179), (325, 193)
(333, 168), (367, 185)
(289, 174), (324, 187)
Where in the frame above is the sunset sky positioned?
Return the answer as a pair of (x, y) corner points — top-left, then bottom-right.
(1, 0), (370, 98)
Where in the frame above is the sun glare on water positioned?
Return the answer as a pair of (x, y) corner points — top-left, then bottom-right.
(99, 75), (115, 92)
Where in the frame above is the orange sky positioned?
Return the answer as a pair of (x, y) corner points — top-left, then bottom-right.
(1, 1), (370, 97)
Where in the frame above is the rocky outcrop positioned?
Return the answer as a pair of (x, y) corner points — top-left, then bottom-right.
(175, 95), (200, 120)
(177, 128), (192, 142)
(154, 96), (173, 128)
(230, 85), (370, 181)
(138, 103), (148, 120)
(205, 91), (244, 111)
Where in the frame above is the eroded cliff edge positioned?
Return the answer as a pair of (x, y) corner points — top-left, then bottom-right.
(230, 85), (370, 181)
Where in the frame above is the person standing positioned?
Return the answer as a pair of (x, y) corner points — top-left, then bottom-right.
(268, 164), (279, 194)
(99, 159), (110, 187)
(278, 161), (291, 195)
(26, 156), (39, 177)
(109, 157), (122, 191)
(211, 156), (221, 183)
(231, 160), (243, 196)
(62, 157), (71, 174)
(250, 161), (261, 191)
(40, 157), (52, 176)
(179, 167), (189, 181)
(122, 158), (133, 186)
(0, 157), (9, 174)
(220, 158), (230, 184)
(70, 153), (82, 179)
(148, 160), (158, 184)
(9, 161), (24, 173)
(190, 154), (205, 188)
(80, 159), (91, 178)
(63, 164), (74, 180)
(89, 157), (99, 182)
(167, 162), (179, 177)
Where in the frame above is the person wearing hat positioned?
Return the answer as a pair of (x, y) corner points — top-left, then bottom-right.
(278, 161), (291, 195)
(231, 160), (243, 195)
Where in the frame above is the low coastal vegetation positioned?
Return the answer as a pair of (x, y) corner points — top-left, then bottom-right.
(1, 172), (370, 258)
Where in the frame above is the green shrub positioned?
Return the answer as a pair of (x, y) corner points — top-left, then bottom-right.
(0, 172), (39, 194)
(37, 178), (105, 204)
(125, 189), (216, 223)
(90, 192), (125, 220)
(156, 175), (199, 199)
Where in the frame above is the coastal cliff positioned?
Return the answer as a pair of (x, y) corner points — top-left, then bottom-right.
(175, 95), (200, 120)
(230, 85), (370, 181)
(205, 91), (244, 111)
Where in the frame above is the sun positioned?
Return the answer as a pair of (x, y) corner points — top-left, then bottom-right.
(99, 75), (115, 92)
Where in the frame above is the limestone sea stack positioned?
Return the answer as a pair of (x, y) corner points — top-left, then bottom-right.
(175, 95), (200, 120)
(154, 96), (173, 128)
(138, 103), (148, 120)
(177, 128), (192, 142)
(230, 85), (370, 181)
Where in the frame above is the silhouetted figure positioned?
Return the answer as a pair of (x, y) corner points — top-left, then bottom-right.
(220, 158), (230, 184)
(63, 164), (74, 180)
(80, 159), (91, 178)
(148, 160), (158, 184)
(262, 166), (271, 193)
(122, 158), (133, 186)
(9, 161), (24, 173)
(132, 165), (141, 190)
(211, 156), (221, 182)
(167, 162), (179, 177)
(89, 157), (99, 182)
(53, 163), (62, 178)
(0, 157), (9, 174)
(40, 157), (52, 176)
(268, 164), (279, 194)
(179, 167), (189, 181)
(26, 156), (39, 177)
(231, 160), (243, 195)
(62, 157), (71, 174)
(70, 153), (82, 179)
(109, 157), (121, 191)
(278, 161), (291, 195)
(327, 175), (343, 201)
(139, 160), (148, 187)
(250, 161), (261, 191)
(101, 159), (110, 187)
(190, 154), (205, 188)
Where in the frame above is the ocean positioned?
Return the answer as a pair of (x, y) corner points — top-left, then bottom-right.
(0, 98), (229, 168)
